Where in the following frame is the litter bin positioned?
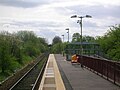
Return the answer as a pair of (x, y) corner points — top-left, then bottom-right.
(66, 54), (71, 61)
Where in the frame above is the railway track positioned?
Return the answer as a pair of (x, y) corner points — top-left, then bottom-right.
(9, 54), (48, 90)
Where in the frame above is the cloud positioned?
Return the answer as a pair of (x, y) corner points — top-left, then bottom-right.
(68, 4), (120, 35)
(0, 0), (120, 43)
(0, 0), (49, 8)
(67, 5), (120, 18)
(0, 18), (57, 26)
(0, 18), (67, 33)
(35, 29), (57, 43)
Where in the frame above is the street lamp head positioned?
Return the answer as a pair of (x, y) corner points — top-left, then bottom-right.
(66, 28), (69, 30)
(71, 15), (77, 18)
(71, 15), (92, 18)
(85, 15), (92, 18)
(77, 20), (81, 23)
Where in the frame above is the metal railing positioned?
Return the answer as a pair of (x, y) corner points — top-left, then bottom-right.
(79, 55), (120, 86)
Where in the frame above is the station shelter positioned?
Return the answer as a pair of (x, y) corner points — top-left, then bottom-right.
(65, 42), (101, 61)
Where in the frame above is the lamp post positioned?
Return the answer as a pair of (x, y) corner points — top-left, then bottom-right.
(62, 35), (64, 56)
(71, 15), (92, 67)
(62, 35), (64, 42)
(66, 28), (69, 43)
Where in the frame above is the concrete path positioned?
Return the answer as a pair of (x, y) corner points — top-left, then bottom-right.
(55, 54), (120, 90)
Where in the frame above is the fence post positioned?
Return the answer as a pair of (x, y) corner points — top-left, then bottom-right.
(107, 62), (108, 80)
(114, 62), (116, 84)
(101, 61), (103, 77)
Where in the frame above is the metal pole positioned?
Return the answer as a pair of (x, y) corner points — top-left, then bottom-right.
(66, 28), (69, 43)
(67, 30), (69, 42)
(62, 35), (64, 42)
(62, 35), (64, 56)
(80, 17), (83, 67)
(63, 35), (64, 42)
(80, 17), (83, 56)
(68, 29), (69, 42)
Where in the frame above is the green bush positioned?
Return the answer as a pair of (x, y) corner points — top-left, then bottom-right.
(0, 31), (48, 81)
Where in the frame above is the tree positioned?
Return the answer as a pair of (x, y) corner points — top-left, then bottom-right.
(72, 33), (80, 42)
(72, 33), (95, 43)
(0, 30), (49, 76)
(0, 31), (20, 73)
(51, 36), (63, 54)
(96, 24), (120, 61)
(82, 35), (95, 42)
(51, 43), (62, 54)
(52, 36), (62, 45)
(17, 31), (40, 57)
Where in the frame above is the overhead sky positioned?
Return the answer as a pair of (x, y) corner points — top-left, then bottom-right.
(0, 0), (120, 44)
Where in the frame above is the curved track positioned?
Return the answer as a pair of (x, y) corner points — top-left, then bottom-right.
(9, 54), (48, 90)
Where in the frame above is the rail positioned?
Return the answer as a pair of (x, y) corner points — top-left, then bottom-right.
(9, 53), (48, 90)
(79, 55), (120, 86)
(32, 57), (47, 90)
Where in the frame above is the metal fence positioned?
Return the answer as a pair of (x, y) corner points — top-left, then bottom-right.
(80, 55), (120, 86)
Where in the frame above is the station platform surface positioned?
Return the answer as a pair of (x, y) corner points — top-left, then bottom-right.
(55, 54), (120, 90)
(38, 54), (65, 90)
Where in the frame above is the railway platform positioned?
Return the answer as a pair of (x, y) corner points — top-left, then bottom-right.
(39, 54), (120, 90)
(38, 54), (65, 90)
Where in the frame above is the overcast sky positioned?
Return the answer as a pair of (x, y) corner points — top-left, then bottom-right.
(0, 0), (120, 44)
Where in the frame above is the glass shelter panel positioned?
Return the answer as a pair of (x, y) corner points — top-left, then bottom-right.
(65, 42), (101, 60)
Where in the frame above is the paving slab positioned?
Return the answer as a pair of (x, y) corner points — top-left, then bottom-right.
(55, 54), (120, 90)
